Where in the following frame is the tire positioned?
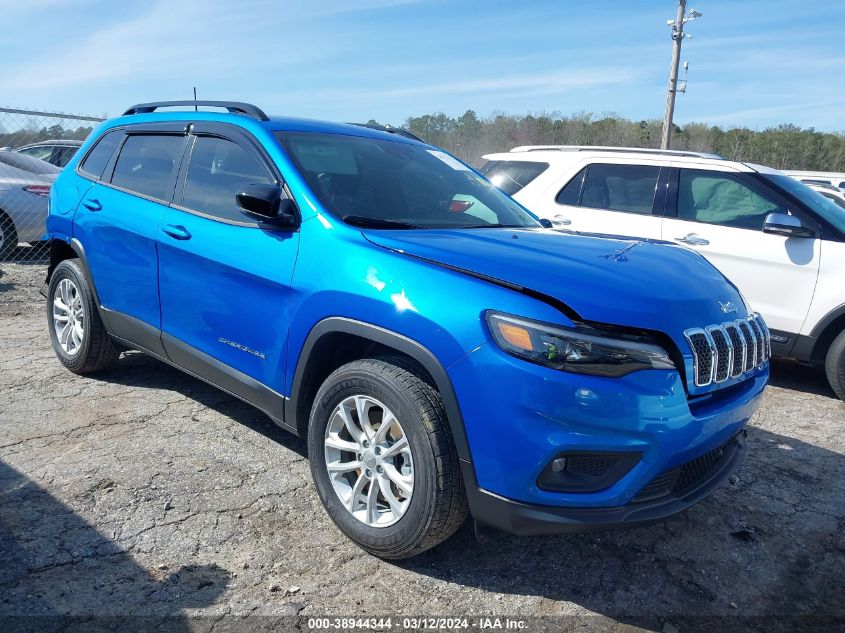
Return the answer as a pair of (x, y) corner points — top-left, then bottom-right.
(0, 212), (18, 259)
(825, 329), (845, 400)
(308, 356), (468, 559)
(47, 258), (120, 374)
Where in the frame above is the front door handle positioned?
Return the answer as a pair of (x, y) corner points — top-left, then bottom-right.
(82, 198), (102, 212)
(676, 233), (709, 246)
(162, 224), (192, 240)
(553, 215), (572, 226)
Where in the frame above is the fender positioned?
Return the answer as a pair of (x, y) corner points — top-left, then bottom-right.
(810, 302), (845, 339)
(47, 236), (110, 330)
(284, 317), (473, 465)
(789, 302), (845, 362)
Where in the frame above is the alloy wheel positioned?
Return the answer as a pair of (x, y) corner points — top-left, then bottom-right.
(53, 278), (84, 355)
(324, 395), (414, 527)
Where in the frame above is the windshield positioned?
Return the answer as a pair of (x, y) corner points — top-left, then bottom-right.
(761, 174), (845, 234)
(0, 151), (60, 175)
(275, 131), (540, 229)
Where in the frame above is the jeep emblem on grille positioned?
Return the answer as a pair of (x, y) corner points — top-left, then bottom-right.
(719, 301), (737, 314)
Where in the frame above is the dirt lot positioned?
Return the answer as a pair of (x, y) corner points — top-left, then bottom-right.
(1, 261), (843, 631)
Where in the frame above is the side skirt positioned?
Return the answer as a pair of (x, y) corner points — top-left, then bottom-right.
(104, 309), (295, 435)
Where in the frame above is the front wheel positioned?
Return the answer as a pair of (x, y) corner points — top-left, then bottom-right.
(825, 329), (845, 400)
(308, 357), (468, 559)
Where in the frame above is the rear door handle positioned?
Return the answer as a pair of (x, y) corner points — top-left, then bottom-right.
(82, 198), (102, 212)
(162, 224), (192, 240)
(676, 233), (709, 246)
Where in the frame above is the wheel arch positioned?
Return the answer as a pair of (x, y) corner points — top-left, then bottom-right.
(809, 304), (845, 364)
(284, 317), (472, 464)
(47, 237), (110, 329)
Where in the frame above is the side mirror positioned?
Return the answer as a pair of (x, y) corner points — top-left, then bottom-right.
(538, 218), (553, 228)
(236, 183), (299, 228)
(762, 212), (814, 238)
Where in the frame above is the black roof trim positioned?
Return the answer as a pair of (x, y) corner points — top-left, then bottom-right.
(123, 101), (269, 121)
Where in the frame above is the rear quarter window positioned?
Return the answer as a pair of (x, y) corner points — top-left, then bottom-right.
(481, 160), (549, 195)
(79, 130), (123, 179)
(578, 163), (660, 214)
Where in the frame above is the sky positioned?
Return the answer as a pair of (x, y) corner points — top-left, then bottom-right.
(1, 0), (843, 131)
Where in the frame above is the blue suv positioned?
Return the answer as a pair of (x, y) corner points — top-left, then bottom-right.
(45, 101), (769, 558)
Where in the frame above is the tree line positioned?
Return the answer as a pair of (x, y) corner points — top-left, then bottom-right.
(0, 123), (94, 151)
(4, 114), (844, 174)
(400, 111), (845, 171)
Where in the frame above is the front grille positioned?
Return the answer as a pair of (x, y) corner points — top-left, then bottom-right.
(632, 433), (742, 504)
(684, 313), (769, 388)
(738, 321), (756, 371)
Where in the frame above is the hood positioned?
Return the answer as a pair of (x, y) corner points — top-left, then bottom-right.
(364, 228), (747, 337)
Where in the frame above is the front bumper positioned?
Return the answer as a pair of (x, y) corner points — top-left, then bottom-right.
(448, 341), (766, 532)
(463, 430), (746, 535)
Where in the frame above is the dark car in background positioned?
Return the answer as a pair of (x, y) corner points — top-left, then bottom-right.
(14, 139), (83, 168)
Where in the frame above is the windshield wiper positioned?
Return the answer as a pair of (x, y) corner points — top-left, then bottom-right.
(457, 223), (538, 229)
(342, 215), (423, 229)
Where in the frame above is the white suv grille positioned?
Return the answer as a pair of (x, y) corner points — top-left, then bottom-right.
(684, 314), (770, 387)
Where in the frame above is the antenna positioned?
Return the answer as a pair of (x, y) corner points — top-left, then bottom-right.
(193, 87), (198, 112)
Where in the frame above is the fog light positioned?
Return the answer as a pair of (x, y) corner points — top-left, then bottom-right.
(537, 451), (642, 493)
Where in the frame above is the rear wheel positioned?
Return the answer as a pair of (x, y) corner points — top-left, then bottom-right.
(0, 212), (18, 259)
(825, 329), (845, 400)
(308, 357), (467, 559)
(47, 259), (120, 374)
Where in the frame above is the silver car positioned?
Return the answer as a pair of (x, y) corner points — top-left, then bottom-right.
(0, 151), (59, 258)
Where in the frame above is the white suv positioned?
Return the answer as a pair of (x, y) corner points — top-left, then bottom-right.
(481, 146), (845, 399)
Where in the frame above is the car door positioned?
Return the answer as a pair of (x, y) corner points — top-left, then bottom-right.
(72, 125), (187, 351)
(661, 164), (821, 335)
(157, 124), (299, 399)
(535, 160), (665, 239)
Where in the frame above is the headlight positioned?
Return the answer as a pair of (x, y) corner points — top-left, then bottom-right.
(486, 312), (675, 377)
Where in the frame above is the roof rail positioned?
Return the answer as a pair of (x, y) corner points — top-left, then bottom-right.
(347, 122), (422, 142)
(122, 100), (270, 121)
(509, 145), (724, 160)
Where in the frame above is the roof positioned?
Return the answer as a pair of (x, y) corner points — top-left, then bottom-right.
(482, 145), (757, 172)
(508, 145), (724, 159)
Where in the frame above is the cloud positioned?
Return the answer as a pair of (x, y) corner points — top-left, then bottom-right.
(684, 99), (845, 127)
(275, 66), (641, 105)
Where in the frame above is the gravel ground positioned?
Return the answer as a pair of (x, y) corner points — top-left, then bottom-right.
(1, 261), (843, 632)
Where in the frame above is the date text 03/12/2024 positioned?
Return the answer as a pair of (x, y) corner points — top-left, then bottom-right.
(306, 617), (528, 630)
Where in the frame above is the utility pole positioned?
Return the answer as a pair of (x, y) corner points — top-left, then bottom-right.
(661, 1), (701, 149)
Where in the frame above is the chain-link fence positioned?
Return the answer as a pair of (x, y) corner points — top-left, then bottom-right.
(0, 108), (105, 266)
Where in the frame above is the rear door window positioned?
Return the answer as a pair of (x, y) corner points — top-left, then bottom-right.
(79, 131), (123, 179)
(180, 136), (273, 222)
(577, 163), (660, 214)
(110, 134), (185, 201)
(481, 160), (549, 195)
